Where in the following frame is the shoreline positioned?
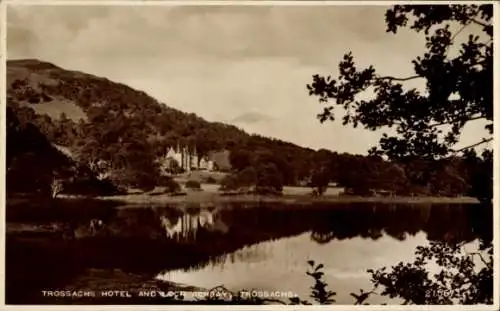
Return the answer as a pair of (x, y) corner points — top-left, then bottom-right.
(7, 188), (481, 208)
(90, 192), (480, 205)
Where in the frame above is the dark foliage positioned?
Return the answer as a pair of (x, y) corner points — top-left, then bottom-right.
(368, 238), (493, 304)
(306, 260), (337, 304)
(307, 4), (493, 201)
(61, 178), (123, 197)
(303, 4), (494, 305)
(205, 177), (217, 184)
(157, 176), (182, 193)
(7, 107), (76, 198)
(254, 163), (284, 195)
(185, 180), (202, 190)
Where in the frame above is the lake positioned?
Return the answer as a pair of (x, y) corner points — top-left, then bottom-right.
(5, 200), (493, 305)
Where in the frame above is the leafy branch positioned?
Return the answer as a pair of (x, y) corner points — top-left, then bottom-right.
(307, 4), (493, 161)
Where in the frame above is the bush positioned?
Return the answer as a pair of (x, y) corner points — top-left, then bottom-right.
(157, 175), (181, 193)
(254, 186), (283, 196)
(218, 165), (282, 196)
(185, 180), (202, 190)
(206, 176), (217, 184)
(237, 166), (258, 186)
(218, 174), (240, 191)
(108, 167), (159, 193)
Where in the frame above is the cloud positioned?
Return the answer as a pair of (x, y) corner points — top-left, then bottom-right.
(7, 5), (410, 67)
(231, 112), (274, 125)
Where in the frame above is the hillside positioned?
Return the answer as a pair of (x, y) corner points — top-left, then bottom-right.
(6, 59), (320, 193)
(7, 59), (491, 200)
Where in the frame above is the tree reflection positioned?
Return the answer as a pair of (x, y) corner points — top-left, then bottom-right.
(20, 202), (490, 272)
(6, 201), (492, 304)
(310, 231), (336, 244)
(308, 203), (488, 245)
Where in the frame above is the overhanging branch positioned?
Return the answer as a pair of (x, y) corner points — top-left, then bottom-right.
(470, 18), (491, 29)
(453, 137), (493, 153)
(464, 248), (493, 270)
(429, 115), (485, 128)
(450, 21), (471, 44)
(376, 75), (421, 82)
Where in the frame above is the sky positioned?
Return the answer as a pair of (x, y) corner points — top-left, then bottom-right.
(6, 3), (491, 154)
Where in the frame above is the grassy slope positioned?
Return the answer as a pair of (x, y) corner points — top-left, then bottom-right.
(7, 59), (88, 122)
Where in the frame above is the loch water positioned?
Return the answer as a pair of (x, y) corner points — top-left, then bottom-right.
(5, 200), (492, 304)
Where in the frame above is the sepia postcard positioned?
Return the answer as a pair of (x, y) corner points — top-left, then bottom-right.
(1, 0), (498, 309)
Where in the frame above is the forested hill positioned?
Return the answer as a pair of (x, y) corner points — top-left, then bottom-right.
(6, 59), (491, 200)
(6, 59), (320, 192)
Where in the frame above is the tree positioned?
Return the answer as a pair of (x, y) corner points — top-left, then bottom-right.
(462, 149), (492, 202)
(310, 166), (332, 196)
(237, 166), (258, 187)
(378, 162), (408, 194)
(50, 178), (64, 198)
(427, 160), (468, 196)
(229, 148), (254, 171)
(255, 163), (284, 195)
(305, 4), (493, 305)
(307, 5), (492, 169)
(6, 107), (75, 197)
(254, 149), (295, 185)
(367, 240), (493, 304)
(336, 155), (378, 196)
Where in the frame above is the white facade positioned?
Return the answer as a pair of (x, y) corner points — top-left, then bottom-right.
(199, 157), (214, 171)
(164, 144), (214, 172)
(160, 210), (218, 241)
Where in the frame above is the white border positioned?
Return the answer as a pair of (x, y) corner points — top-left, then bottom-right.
(492, 0), (500, 309)
(1, 0), (498, 6)
(0, 0), (7, 306)
(0, 1), (498, 310)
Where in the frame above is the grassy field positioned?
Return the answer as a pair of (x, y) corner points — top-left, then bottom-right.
(92, 182), (479, 206)
(46, 171), (480, 206)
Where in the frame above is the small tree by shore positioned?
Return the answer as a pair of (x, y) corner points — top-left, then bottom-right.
(50, 178), (64, 199)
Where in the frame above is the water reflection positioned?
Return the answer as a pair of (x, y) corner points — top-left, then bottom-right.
(5, 201), (492, 304)
(159, 208), (228, 241)
(153, 203), (489, 248)
(159, 231), (433, 304)
(306, 203), (481, 244)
